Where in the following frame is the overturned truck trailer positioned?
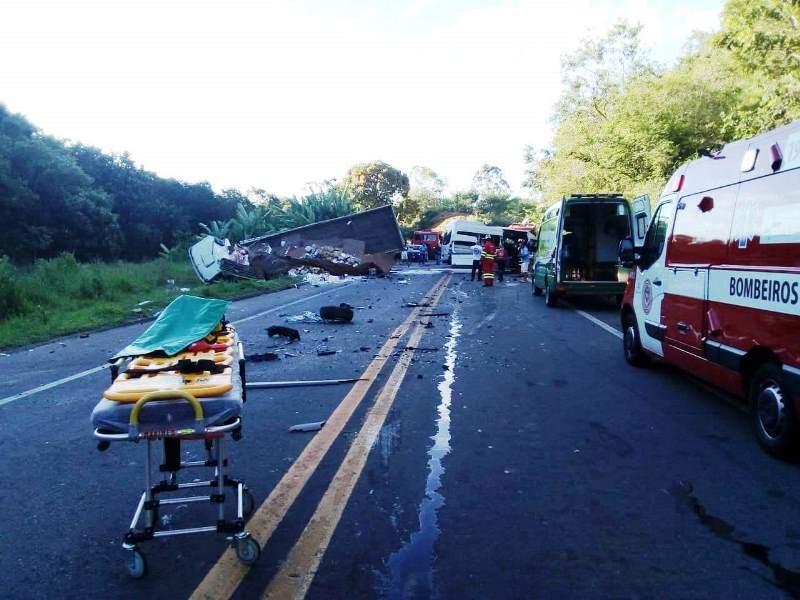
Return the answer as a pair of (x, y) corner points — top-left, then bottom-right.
(189, 205), (405, 283)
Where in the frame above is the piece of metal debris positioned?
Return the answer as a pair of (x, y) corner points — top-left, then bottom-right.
(288, 420), (326, 433)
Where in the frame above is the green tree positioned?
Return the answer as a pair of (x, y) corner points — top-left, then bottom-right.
(471, 164), (510, 200)
(341, 161), (409, 211)
(714, 0), (800, 135)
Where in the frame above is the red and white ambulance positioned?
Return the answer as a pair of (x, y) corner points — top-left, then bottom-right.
(619, 120), (800, 457)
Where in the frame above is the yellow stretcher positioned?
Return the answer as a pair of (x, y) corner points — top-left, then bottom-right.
(92, 315), (260, 579)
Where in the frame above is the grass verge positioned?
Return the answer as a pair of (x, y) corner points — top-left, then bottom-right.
(0, 254), (298, 350)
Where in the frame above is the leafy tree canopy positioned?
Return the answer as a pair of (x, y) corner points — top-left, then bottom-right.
(341, 160), (409, 211)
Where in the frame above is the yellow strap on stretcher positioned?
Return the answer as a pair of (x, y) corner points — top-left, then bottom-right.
(104, 369), (234, 403)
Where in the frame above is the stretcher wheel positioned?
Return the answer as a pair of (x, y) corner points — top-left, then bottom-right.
(127, 549), (147, 579)
(243, 488), (255, 517)
(235, 536), (261, 565)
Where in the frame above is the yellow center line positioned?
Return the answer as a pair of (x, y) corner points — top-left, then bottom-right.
(262, 275), (451, 599)
(190, 275), (450, 600)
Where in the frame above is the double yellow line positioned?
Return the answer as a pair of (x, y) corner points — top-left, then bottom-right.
(192, 274), (451, 600)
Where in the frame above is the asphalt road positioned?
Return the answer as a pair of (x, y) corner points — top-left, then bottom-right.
(1, 266), (799, 599)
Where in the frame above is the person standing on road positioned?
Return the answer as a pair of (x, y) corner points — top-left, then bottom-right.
(420, 244), (428, 265)
(495, 242), (507, 282)
(481, 237), (496, 287)
(470, 239), (483, 281)
(519, 239), (530, 282)
(435, 244), (441, 265)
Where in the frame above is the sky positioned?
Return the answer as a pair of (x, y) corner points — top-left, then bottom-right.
(0, 0), (725, 197)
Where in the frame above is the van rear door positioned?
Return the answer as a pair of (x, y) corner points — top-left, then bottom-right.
(631, 195), (652, 248)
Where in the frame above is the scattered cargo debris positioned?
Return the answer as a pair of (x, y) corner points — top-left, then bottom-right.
(189, 205), (404, 283)
(286, 311), (324, 323)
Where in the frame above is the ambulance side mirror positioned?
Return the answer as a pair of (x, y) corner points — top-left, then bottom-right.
(618, 238), (636, 267)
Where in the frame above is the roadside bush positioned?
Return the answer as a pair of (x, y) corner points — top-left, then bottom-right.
(0, 256), (25, 319)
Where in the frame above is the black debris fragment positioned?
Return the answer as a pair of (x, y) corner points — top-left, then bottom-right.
(317, 348), (337, 356)
(249, 352), (280, 362)
(267, 326), (301, 341)
(320, 304), (354, 323)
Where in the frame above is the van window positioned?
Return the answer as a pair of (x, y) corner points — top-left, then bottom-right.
(536, 217), (558, 259)
(443, 231), (451, 245)
(667, 186), (737, 265)
(640, 202), (672, 269)
(730, 169), (800, 268)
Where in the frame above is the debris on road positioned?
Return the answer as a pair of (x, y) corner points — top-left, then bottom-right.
(267, 326), (301, 341)
(317, 348), (338, 356)
(320, 304), (354, 323)
(288, 420), (326, 433)
(79, 333), (90, 339)
(419, 312), (450, 317)
(249, 352), (280, 362)
(286, 311), (324, 323)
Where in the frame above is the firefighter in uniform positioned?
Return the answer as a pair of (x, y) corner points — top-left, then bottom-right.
(481, 237), (496, 287)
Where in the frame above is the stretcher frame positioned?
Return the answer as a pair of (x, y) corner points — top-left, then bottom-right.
(94, 340), (260, 579)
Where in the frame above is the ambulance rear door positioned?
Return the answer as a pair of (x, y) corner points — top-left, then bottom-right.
(634, 198), (674, 357)
(630, 195), (652, 248)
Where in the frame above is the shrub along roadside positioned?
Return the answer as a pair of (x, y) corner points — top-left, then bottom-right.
(0, 253), (298, 350)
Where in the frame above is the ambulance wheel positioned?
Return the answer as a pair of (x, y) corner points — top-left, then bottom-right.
(127, 549), (147, 579)
(235, 536), (261, 565)
(544, 283), (557, 307)
(623, 314), (648, 368)
(751, 363), (799, 459)
(532, 281), (543, 296)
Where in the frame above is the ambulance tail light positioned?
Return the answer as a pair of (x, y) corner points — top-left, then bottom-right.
(770, 143), (783, 171)
(672, 174), (685, 192)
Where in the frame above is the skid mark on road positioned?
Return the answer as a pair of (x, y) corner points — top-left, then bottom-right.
(670, 480), (800, 596)
(379, 297), (462, 599)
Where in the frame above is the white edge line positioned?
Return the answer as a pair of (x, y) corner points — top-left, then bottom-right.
(0, 364), (109, 408)
(574, 309), (623, 340)
(0, 281), (358, 408)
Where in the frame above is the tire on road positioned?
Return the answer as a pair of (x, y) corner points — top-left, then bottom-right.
(544, 282), (558, 307)
(532, 281), (543, 296)
(750, 362), (799, 459)
(623, 312), (649, 367)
